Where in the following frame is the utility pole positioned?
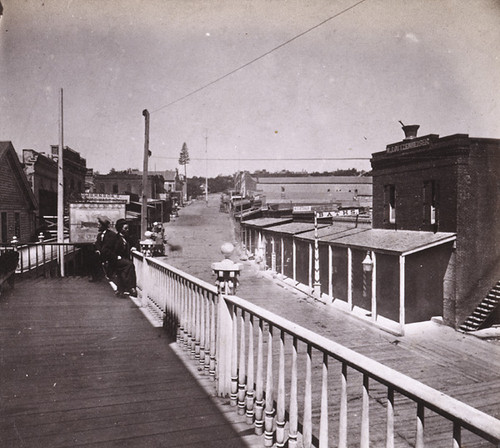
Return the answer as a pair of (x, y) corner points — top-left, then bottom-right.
(205, 130), (209, 205)
(141, 109), (150, 239)
(57, 88), (65, 277)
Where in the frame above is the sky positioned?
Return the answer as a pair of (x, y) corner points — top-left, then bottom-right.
(1, 0), (499, 178)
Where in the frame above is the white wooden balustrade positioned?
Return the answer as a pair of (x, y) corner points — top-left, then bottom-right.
(133, 252), (500, 448)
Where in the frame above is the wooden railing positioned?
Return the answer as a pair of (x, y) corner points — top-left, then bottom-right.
(0, 242), (83, 277)
(134, 251), (500, 447)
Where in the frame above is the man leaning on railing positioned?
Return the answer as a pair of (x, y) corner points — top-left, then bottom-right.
(113, 218), (137, 298)
(88, 215), (118, 283)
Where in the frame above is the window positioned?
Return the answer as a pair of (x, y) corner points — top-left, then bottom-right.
(14, 212), (21, 239)
(112, 184), (119, 194)
(1, 212), (7, 243)
(388, 185), (396, 224)
(423, 180), (438, 226)
(98, 183), (105, 194)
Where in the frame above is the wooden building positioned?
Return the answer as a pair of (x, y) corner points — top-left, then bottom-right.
(0, 142), (37, 243)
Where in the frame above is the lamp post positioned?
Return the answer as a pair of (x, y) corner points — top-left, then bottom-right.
(211, 243), (242, 295)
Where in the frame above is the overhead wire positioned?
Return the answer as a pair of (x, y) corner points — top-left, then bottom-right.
(149, 0), (368, 114)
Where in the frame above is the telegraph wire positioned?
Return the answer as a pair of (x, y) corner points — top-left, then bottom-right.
(150, 156), (371, 161)
(149, 0), (368, 114)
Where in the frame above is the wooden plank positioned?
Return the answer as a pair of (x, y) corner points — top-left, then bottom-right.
(0, 277), (262, 447)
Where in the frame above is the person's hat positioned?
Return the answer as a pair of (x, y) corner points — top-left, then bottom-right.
(97, 215), (111, 227)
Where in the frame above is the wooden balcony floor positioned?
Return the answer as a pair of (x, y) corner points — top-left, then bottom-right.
(0, 277), (260, 448)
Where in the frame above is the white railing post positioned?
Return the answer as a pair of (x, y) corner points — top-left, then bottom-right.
(416, 402), (425, 448)
(246, 314), (255, 425)
(141, 256), (149, 308)
(288, 336), (298, 448)
(303, 344), (313, 448)
(276, 329), (286, 447)
(230, 305), (238, 406)
(452, 421), (461, 448)
(216, 295), (233, 396)
(264, 324), (275, 447)
(199, 288), (206, 369)
(339, 363), (348, 448)
(361, 373), (370, 448)
(238, 310), (247, 415)
(255, 318), (264, 435)
(209, 293), (217, 381)
(386, 387), (394, 448)
(319, 353), (329, 448)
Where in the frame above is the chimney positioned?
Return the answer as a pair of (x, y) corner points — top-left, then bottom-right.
(399, 121), (419, 140)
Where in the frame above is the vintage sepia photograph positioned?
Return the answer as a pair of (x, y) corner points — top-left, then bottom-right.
(1, 0), (499, 446)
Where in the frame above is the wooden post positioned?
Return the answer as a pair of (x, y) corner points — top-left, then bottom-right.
(288, 336), (298, 448)
(361, 374), (370, 448)
(371, 251), (377, 321)
(328, 245), (333, 299)
(339, 363), (348, 448)
(57, 88), (65, 277)
(293, 240), (297, 281)
(303, 344), (312, 447)
(319, 353), (328, 448)
(254, 318), (264, 435)
(399, 255), (406, 334)
(141, 109), (150, 239)
(347, 247), (353, 310)
(386, 387), (394, 448)
(230, 306), (238, 406)
(209, 294), (217, 381)
(416, 402), (425, 448)
(217, 296), (232, 396)
(313, 211), (321, 296)
(141, 256), (149, 308)
(238, 311), (247, 415)
(276, 329), (286, 447)
(281, 237), (284, 276)
(264, 324), (275, 447)
(452, 421), (461, 448)
(246, 314), (255, 425)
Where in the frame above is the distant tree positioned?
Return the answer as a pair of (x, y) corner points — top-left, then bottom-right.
(187, 176), (203, 199)
(178, 142), (190, 199)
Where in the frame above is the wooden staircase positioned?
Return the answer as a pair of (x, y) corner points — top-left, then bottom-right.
(459, 280), (500, 332)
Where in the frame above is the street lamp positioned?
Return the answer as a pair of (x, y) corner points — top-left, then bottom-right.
(362, 251), (373, 273)
(362, 251), (373, 300)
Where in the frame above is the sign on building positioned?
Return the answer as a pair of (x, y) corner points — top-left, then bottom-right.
(80, 193), (130, 204)
(69, 202), (126, 243)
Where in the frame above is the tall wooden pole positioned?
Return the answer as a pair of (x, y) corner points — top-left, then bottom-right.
(141, 109), (150, 239)
(205, 130), (209, 205)
(58, 88), (65, 276)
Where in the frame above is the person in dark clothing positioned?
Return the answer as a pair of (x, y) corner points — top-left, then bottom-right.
(89, 215), (118, 282)
(114, 219), (137, 297)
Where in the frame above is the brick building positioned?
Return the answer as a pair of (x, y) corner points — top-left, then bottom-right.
(92, 170), (165, 199)
(371, 129), (500, 329)
(0, 142), (37, 243)
(241, 128), (499, 333)
(22, 146), (87, 220)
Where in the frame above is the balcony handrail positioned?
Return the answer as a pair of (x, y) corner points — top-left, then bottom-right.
(222, 293), (500, 444)
(124, 252), (500, 446)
